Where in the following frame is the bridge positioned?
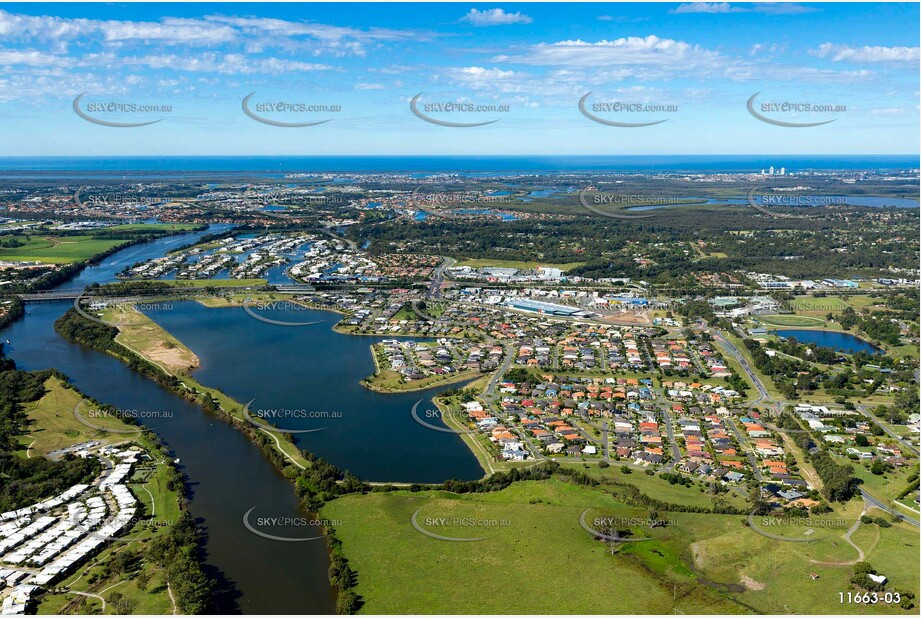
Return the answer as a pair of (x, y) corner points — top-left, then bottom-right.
(17, 289), (85, 301)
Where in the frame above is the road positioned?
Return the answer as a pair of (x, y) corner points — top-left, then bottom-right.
(484, 342), (516, 400)
(861, 489), (920, 527)
(711, 330), (772, 405)
(725, 417), (763, 482)
(427, 256), (455, 300)
(657, 396), (682, 469)
(857, 405), (919, 456)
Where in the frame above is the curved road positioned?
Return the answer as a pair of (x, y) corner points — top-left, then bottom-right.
(861, 489), (919, 527)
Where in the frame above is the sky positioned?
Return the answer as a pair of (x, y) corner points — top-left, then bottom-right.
(0, 2), (918, 156)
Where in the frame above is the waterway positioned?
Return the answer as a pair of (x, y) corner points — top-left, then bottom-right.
(142, 301), (484, 483)
(774, 329), (881, 353)
(2, 228), (336, 614)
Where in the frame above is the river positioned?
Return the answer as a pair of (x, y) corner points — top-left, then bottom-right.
(2, 227), (336, 614)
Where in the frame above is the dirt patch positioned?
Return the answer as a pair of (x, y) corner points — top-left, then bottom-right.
(598, 310), (652, 326)
(146, 340), (199, 374)
(740, 575), (766, 590)
(690, 542), (703, 568)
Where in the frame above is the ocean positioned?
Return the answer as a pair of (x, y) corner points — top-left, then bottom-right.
(0, 155), (917, 176)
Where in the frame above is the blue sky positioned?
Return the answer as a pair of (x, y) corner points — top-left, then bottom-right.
(0, 2), (918, 156)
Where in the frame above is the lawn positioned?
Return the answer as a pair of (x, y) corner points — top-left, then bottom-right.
(757, 314), (827, 327)
(790, 296), (851, 314)
(0, 235), (125, 263)
(575, 463), (750, 510)
(321, 479), (748, 614)
(16, 377), (132, 456)
(321, 477), (918, 614)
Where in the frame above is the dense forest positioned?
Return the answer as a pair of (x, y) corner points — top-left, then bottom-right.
(349, 204), (918, 284)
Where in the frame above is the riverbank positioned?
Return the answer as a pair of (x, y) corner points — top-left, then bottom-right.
(2, 227), (340, 614)
(8, 371), (208, 614)
(95, 304), (310, 470)
(361, 342), (483, 393)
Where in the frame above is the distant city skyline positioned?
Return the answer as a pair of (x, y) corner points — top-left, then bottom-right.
(0, 2), (918, 156)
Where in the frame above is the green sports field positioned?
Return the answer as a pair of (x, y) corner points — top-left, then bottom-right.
(758, 314), (827, 327)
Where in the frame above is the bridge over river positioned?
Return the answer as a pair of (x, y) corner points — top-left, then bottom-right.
(17, 289), (85, 301)
(17, 282), (307, 302)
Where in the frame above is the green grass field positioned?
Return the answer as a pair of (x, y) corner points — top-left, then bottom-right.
(320, 477), (918, 614)
(758, 314), (827, 327)
(15, 377), (135, 456)
(790, 297), (851, 313)
(0, 235), (125, 263)
(321, 480), (749, 614)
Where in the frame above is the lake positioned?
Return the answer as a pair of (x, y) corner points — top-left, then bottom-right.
(143, 301), (484, 483)
(775, 329), (881, 353)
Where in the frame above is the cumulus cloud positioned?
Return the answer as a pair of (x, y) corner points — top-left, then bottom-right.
(811, 43), (920, 64)
(494, 36), (720, 69)
(461, 8), (532, 26)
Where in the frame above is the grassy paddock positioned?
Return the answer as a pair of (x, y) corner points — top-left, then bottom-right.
(0, 235), (125, 263)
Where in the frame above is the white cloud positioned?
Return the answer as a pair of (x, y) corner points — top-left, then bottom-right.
(0, 49), (70, 66)
(673, 3), (739, 14)
(811, 43), (920, 64)
(111, 53), (331, 74)
(461, 8), (532, 26)
(495, 36), (719, 69)
(0, 9), (423, 57)
(673, 3), (816, 15)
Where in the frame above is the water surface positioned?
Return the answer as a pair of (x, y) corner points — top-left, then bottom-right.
(775, 329), (881, 353)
